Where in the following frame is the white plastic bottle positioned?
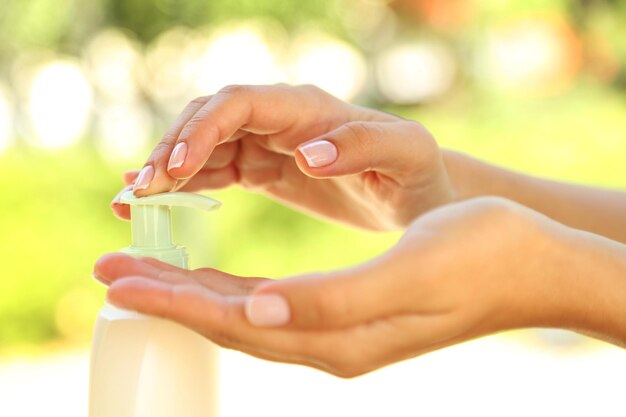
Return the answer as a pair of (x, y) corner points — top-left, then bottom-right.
(89, 191), (221, 417)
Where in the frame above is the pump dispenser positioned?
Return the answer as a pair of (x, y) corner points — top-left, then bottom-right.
(89, 191), (221, 417)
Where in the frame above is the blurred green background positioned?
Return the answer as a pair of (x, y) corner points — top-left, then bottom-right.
(1, 0), (625, 353)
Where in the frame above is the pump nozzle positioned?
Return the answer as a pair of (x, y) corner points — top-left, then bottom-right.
(119, 191), (221, 267)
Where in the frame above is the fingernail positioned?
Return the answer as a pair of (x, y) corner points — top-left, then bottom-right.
(111, 185), (133, 207)
(298, 140), (338, 168)
(245, 294), (291, 327)
(92, 271), (109, 285)
(133, 166), (154, 191)
(168, 142), (188, 170)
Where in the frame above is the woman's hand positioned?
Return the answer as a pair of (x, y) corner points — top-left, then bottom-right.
(112, 84), (453, 231)
(94, 197), (626, 377)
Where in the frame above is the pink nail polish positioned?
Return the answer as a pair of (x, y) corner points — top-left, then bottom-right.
(133, 166), (154, 191)
(298, 140), (338, 168)
(111, 193), (122, 206)
(111, 185), (133, 206)
(245, 294), (291, 327)
(92, 272), (109, 285)
(168, 142), (188, 170)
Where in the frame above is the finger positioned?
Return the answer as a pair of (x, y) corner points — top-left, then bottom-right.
(235, 139), (290, 191)
(140, 257), (268, 295)
(93, 253), (169, 285)
(177, 165), (240, 191)
(124, 125), (235, 194)
(202, 141), (239, 170)
(176, 137), (290, 192)
(165, 84), (347, 181)
(94, 253), (202, 288)
(168, 140), (242, 192)
(95, 252), (268, 296)
(244, 255), (410, 330)
(123, 170), (140, 186)
(111, 185), (133, 221)
(106, 277), (330, 370)
(294, 121), (439, 182)
(134, 96), (211, 197)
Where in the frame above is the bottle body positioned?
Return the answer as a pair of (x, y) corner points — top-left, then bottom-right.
(88, 246), (219, 417)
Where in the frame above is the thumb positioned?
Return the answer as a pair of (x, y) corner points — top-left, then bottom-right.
(294, 120), (439, 179)
(244, 257), (407, 329)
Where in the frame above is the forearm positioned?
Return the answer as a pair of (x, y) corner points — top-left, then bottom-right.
(444, 150), (626, 244)
(544, 227), (626, 347)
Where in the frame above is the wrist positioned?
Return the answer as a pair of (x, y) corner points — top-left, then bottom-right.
(441, 150), (500, 202)
(442, 150), (538, 204)
(525, 221), (626, 346)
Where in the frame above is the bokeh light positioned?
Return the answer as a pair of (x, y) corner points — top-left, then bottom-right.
(143, 26), (203, 114)
(95, 103), (153, 162)
(288, 32), (367, 101)
(0, 85), (13, 153)
(194, 23), (284, 94)
(337, 0), (397, 49)
(376, 40), (456, 103)
(411, 0), (475, 32)
(26, 60), (93, 149)
(484, 15), (583, 95)
(84, 28), (143, 103)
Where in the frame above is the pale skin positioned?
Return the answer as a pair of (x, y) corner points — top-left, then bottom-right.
(97, 85), (626, 378)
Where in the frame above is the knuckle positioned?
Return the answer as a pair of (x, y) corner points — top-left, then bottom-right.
(341, 122), (362, 146)
(466, 197), (533, 233)
(148, 140), (174, 163)
(218, 84), (250, 97)
(297, 84), (325, 96)
(402, 120), (439, 159)
(342, 120), (368, 138)
(160, 131), (178, 144)
(195, 267), (218, 274)
(341, 121), (379, 168)
(187, 108), (211, 126)
(342, 121), (380, 144)
(295, 84), (340, 118)
(298, 84), (339, 108)
(189, 95), (210, 106)
(403, 120), (432, 138)
(474, 196), (521, 219)
(395, 121), (441, 173)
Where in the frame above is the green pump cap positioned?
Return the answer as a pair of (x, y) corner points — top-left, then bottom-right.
(119, 191), (221, 267)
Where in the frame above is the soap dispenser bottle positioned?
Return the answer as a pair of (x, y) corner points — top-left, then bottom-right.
(89, 191), (221, 417)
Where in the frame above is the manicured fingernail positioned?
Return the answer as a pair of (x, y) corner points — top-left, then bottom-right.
(92, 272), (109, 285)
(111, 185), (133, 207)
(245, 294), (291, 327)
(298, 140), (338, 168)
(133, 166), (154, 191)
(168, 142), (188, 170)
